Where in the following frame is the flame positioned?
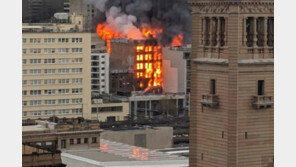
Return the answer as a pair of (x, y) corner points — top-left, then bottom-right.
(96, 23), (163, 54)
(172, 34), (184, 47)
(141, 27), (163, 38)
(135, 44), (162, 91)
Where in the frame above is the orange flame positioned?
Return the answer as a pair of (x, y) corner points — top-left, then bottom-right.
(172, 34), (183, 47)
(96, 23), (163, 53)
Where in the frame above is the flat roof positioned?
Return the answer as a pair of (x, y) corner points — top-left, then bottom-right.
(62, 139), (188, 167)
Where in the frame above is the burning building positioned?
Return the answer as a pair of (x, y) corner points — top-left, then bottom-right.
(90, 0), (190, 95)
(134, 39), (163, 93)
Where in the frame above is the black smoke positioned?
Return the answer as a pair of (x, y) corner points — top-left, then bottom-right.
(88, 0), (192, 46)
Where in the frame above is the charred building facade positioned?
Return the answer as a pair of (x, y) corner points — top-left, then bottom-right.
(110, 38), (163, 95)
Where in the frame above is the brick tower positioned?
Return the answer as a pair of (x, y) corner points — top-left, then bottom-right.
(189, 0), (274, 166)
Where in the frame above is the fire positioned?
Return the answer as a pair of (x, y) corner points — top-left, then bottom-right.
(172, 34), (184, 47)
(96, 23), (163, 53)
(135, 43), (163, 91)
(141, 27), (163, 38)
(96, 23), (125, 53)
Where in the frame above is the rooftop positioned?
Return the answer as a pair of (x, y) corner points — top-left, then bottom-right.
(62, 139), (188, 167)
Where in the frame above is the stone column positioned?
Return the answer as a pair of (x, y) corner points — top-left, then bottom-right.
(243, 17), (248, 46)
(144, 101), (148, 118)
(149, 100), (152, 118)
(57, 139), (61, 149)
(209, 17), (213, 47)
(253, 17), (258, 47)
(134, 101), (137, 120)
(217, 17), (221, 48)
(263, 17), (268, 47)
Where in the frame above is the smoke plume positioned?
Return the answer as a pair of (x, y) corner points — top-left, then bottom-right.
(88, 0), (191, 45)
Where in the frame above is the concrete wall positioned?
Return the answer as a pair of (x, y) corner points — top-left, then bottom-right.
(162, 47), (187, 93)
(101, 127), (173, 149)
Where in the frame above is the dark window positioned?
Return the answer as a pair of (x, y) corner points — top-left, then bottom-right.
(92, 137), (97, 143)
(222, 131), (224, 138)
(245, 132), (248, 139)
(246, 17), (255, 47)
(267, 17), (274, 47)
(61, 140), (66, 149)
(91, 45), (96, 49)
(258, 80), (264, 95)
(210, 79), (216, 94)
(205, 17), (210, 46)
(201, 153), (204, 160)
(70, 139), (74, 145)
(77, 138), (81, 144)
(84, 138), (88, 144)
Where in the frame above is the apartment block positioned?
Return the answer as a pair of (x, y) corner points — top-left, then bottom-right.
(22, 31), (92, 119)
(189, 0), (274, 166)
(91, 51), (110, 95)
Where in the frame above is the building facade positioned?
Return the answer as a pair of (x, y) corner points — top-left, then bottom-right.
(91, 51), (110, 95)
(22, 31), (92, 119)
(189, 0), (274, 166)
(22, 0), (66, 23)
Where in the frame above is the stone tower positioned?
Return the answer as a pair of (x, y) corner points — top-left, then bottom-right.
(189, 0), (274, 166)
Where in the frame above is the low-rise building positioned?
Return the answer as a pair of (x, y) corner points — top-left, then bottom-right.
(23, 120), (102, 150)
(91, 102), (130, 122)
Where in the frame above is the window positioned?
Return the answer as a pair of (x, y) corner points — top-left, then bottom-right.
(22, 91), (27, 96)
(58, 89), (69, 94)
(30, 90), (41, 95)
(101, 61), (105, 64)
(72, 78), (82, 84)
(30, 111), (42, 116)
(222, 131), (224, 139)
(58, 109), (70, 115)
(22, 49), (27, 54)
(58, 58), (69, 63)
(59, 99), (70, 104)
(30, 69), (41, 75)
(72, 38), (82, 43)
(30, 80), (41, 85)
(245, 132), (248, 139)
(45, 110), (55, 115)
(58, 38), (69, 43)
(30, 49), (41, 54)
(22, 80), (27, 85)
(58, 68), (70, 74)
(258, 80), (264, 95)
(44, 48), (55, 54)
(61, 140), (66, 149)
(44, 79), (55, 85)
(70, 139), (74, 145)
(72, 68), (82, 73)
(72, 108), (82, 114)
(72, 58), (82, 63)
(30, 38), (41, 43)
(201, 153), (204, 160)
(44, 59), (55, 64)
(92, 137), (97, 143)
(45, 100), (56, 105)
(30, 100), (42, 106)
(210, 79), (216, 95)
(84, 138), (88, 144)
(22, 59), (27, 65)
(44, 38), (55, 43)
(22, 112), (27, 117)
(72, 48), (82, 53)
(77, 138), (81, 144)
(72, 88), (82, 94)
(22, 70), (27, 75)
(22, 101), (27, 106)
(44, 69), (55, 74)
(30, 59), (41, 64)
(44, 89), (55, 95)
(22, 38), (26, 43)
(59, 79), (69, 84)
(72, 98), (82, 104)
(58, 48), (69, 53)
